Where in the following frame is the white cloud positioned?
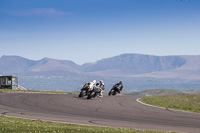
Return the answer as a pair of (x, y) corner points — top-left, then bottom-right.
(4, 8), (72, 16)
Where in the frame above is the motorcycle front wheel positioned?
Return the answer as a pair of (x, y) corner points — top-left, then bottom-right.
(79, 90), (86, 97)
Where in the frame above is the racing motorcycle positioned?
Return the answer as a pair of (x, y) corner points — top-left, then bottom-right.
(87, 86), (102, 99)
(108, 86), (121, 96)
(79, 83), (91, 97)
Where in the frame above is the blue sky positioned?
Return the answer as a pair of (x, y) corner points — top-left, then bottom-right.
(1, 0), (200, 64)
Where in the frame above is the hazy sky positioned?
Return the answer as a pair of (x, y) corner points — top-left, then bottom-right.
(1, 0), (200, 64)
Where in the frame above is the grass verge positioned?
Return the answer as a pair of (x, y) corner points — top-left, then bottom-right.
(140, 95), (200, 113)
(0, 115), (177, 133)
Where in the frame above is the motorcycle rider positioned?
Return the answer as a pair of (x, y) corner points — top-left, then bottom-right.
(96, 80), (105, 98)
(113, 81), (123, 94)
(79, 80), (96, 97)
(89, 80), (96, 90)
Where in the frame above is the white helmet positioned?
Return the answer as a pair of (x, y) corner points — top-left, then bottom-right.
(93, 80), (96, 84)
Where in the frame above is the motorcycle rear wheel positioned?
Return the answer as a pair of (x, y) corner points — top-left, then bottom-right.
(87, 91), (95, 99)
(108, 89), (114, 96)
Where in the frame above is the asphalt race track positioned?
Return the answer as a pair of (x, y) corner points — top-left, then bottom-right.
(0, 93), (200, 133)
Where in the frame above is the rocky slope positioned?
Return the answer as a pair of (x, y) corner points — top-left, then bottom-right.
(0, 54), (199, 79)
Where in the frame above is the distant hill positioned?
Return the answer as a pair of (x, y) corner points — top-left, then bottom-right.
(26, 58), (81, 76)
(0, 56), (81, 76)
(0, 54), (200, 80)
(82, 54), (186, 76)
(0, 55), (38, 74)
(130, 55), (200, 80)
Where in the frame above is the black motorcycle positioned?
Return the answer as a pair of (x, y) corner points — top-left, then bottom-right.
(108, 81), (123, 96)
(108, 86), (121, 96)
(79, 83), (91, 97)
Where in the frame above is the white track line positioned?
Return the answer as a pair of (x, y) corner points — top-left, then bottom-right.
(136, 98), (200, 114)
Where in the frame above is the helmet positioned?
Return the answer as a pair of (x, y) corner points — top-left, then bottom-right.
(119, 81), (122, 84)
(93, 80), (96, 84)
(100, 80), (104, 85)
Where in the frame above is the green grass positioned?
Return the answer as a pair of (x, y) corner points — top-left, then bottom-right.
(0, 89), (76, 94)
(125, 89), (183, 96)
(0, 116), (177, 133)
(140, 95), (200, 113)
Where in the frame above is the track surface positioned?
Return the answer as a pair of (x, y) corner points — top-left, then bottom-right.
(0, 93), (200, 133)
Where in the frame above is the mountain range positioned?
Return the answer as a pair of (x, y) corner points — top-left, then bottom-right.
(0, 54), (200, 80)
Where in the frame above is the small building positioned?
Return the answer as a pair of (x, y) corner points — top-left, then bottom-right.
(0, 76), (18, 89)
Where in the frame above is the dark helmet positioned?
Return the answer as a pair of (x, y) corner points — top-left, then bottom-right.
(119, 81), (122, 84)
(100, 80), (104, 85)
